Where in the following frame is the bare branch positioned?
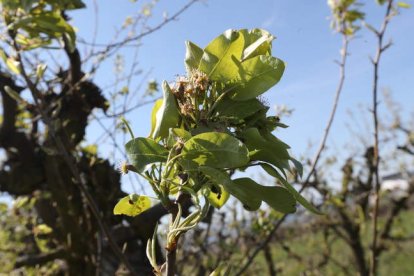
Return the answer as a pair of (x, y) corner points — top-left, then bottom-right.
(369, 1), (394, 275)
(14, 249), (66, 268)
(81, 0), (200, 71)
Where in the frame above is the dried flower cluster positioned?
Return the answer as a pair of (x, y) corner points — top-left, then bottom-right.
(171, 69), (210, 121)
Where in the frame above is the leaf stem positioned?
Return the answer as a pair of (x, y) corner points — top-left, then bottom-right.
(120, 116), (135, 139)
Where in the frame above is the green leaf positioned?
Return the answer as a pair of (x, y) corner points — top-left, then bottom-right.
(200, 167), (296, 213)
(199, 29), (245, 82)
(233, 178), (296, 213)
(113, 194), (151, 216)
(230, 55), (285, 101)
(4, 86), (24, 104)
(256, 178), (296, 214)
(214, 97), (268, 123)
(180, 132), (249, 170)
(241, 28), (274, 61)
(15, 34), (52, 50)
(148, 99), (163, 138)
(209, 263), (232, 276)
(120, 117), (134, 139)
(167, 128), (192, 148)
(397, 1), (411, 8)
(260, 163), (322, 214)
(6, 57), (20, 74)
(240, 128), (290, 172)
(184, 41), (203, 74)
(36, 63), (47, 79)
(125, 137), (168, 173)
(10, 11), (77, 52)
(200, 167), (261, 211)
(0, 203), (8, 213)
(151, 81), (180, 140)
(190, 122), (232, 136)
(290, 158), (303, 177)
(82, 144), (98, 155)
(208, 184), (230, 209)
(52, 0), (86, 10)
(34, 224), (53, 235)
(0, 49), (7, 63)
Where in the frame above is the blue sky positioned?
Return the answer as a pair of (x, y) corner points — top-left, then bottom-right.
(68, 0), (414, 192)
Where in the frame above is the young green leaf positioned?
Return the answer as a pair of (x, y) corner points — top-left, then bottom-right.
(0, 49), (7, 63)
(151, 81), (180, 140)
(4, 86), (25, 104)
(209, 263), (232, 276)
(200, 166), (261, 211)
(6, 58), (21, 74)
(397, 1), (411, 8)
(20, 11), (76, 52)
(56, 0), (86, 10)
(199, 29), (245, 82)
(148, 99), (163, 138)
(241, 28), (274, 61)
(290, 157), (303, 178)
(207, 184), (230, 209)
(120, 117), (134, 139)
(200, 167), (295, 213)
(125, 137), (168, 173)
(181, 132), (249, 169)
(33, 224), (53, 235)
(15, 34), (52, 50)
(241, 128), (290, 172)
(167, 128), (192, 148)
(36, 63), (47, 79)
(230, 55), (285, 101)
(232, 178), (296, 214)
(214, 97), (268, 123)
(260, 163), (322, 214)
(184, 41), (203, 74)
(113, 194), (151, 216)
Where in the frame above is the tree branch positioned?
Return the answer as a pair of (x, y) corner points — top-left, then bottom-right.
(370, 1), (394, 275)
(14, 249), (66, 268)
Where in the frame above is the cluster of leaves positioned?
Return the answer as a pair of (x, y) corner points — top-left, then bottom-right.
(1, 0), (85, 52)
(327, 0), (365, 35)
(114, 29), (320, 220)
(328, 0), (410, 36)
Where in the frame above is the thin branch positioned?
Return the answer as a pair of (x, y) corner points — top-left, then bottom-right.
(370, 1), (394, 275)
(82, 0), (200, 73)
(81, 0), (199, 50)
(14, 249), (66, 268)
(102, 97), (160, 118)
(303, 35), (349, 187)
